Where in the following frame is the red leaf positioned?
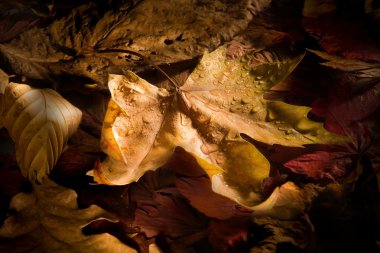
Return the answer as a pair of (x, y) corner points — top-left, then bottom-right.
(312, 82), (380, 138)
(284, 151), (354, 180)
(208, 215), (253, 253)
(134, 193), (208, 238)
(303, 15), (380, 62)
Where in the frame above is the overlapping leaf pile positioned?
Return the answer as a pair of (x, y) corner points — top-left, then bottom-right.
(0, 0), (379, 252)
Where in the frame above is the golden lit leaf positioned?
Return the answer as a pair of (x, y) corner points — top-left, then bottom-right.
(0, 82), (82, 183)
(91, 46), (346, 207)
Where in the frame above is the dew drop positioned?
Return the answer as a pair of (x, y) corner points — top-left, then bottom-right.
(225, 131), (240, 141)
(180, 113), (191, 126)
(157, 88), (169, 97)
(250, 106), (260, 114)
(216, 155), (224, 165)
(285, 129), (293, 135)
(200, 144), (219, 155)
(125, 129), (134, 136)
(266, 110), (276, 121)
(241, 98), (250, 104)
(197, 114), (211, 123)
(240, 56), (248, 63)
(229, 107), (239, 113)
(197, 64), (205, 71)
(269, 76), (276, 82)
(210, 89), (220, 96)
(142, 115), (151, 124)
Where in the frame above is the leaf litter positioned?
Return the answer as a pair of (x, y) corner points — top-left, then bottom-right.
(0, 0), (379, 252)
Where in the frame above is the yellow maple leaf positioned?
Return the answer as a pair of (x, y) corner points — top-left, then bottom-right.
(90, 46), (347, 207)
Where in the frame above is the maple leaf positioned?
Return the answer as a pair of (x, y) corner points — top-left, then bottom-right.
(0, 178), (136, 253)
(0, 82), (82, 183)
(91, 45), (347, 207)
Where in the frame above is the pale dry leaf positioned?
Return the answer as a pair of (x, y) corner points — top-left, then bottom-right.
(0, 178), (137, 253)
(0, 82), (82, 183)
(91, 45), (346, 207)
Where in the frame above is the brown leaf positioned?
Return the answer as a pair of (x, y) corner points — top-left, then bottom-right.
(1, 0), (268, 86)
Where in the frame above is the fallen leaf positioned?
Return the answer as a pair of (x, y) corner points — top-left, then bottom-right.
(308, 50), (380, 78)
(251, 182), (320, 220)
(311, 82), (380, 137)
(1, 0), (269, 86)
(249, 215), (312, 253)
(92, 45), (346, 207)
(0, 82), (82, 183)
(284, 151), (355, 180)
(176, 176), (243, 220)
(0, 178), (137, 253)
(208, 215), (253, 253)
(134, 192), (208, 238)
(302, 14), (380, 61)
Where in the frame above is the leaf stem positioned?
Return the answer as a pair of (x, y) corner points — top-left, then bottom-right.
(89, 49), (180, 89)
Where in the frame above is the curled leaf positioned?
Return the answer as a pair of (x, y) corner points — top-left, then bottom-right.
(0, 82), (82, 183)
(308, 50), (380, 78)
(251, 182), (320, 220)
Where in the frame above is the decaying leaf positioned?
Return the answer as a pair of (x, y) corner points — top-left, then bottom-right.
(249, 215), (312, 253)
(0, 82), (82, 182)
(0, 178), (136, 253)
(0, 0), (270, 86)
(91, 45), (346, 207)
